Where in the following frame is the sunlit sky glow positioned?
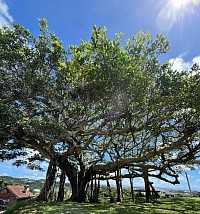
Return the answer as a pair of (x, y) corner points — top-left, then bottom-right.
(172, 0), (195, 9)
(0, 0), (200, 191)
(157, 0), (200, 31)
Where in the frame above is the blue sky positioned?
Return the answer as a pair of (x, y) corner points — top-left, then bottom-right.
(0, 0), (200, 191)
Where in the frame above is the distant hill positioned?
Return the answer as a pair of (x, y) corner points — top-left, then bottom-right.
(0, 176), (71, 194)
(1, 176), (196, 195)
(0, 176), (45, 193)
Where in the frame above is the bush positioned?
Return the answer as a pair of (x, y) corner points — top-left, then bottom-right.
(135, 192), (145, 197)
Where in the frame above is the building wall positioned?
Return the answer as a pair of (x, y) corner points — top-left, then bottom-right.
(0, 188), (17, 210)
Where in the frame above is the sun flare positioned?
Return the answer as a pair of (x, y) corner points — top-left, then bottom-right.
(156, 0), (200, 31)
(170, 0), (189, 9)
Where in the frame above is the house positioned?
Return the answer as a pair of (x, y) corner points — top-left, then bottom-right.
(0, 185), (34, 211)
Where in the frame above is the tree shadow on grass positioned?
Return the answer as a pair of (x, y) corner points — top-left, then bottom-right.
(155, 197), (200, 214)
(15, 202), (151, 214)
(14, 197), (200, 214)
(16, 203), (163, 214)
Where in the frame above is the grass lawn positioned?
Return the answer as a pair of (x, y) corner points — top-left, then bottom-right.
(5, 197), (200, 214)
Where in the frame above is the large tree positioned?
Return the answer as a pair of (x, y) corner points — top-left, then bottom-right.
(0, 21), (199, 203)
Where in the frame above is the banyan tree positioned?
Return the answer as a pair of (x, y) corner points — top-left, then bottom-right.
(0, 20), (199, 203)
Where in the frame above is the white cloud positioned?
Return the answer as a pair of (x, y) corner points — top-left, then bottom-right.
(122, 178), (132, 187)
(0, 0), (13, 27)
(169, 56), (191, 72)
(169, 55), (200, 72)
(177, 174), (186, 182)
(192, 56), (200, 64)
(190, 184), (200, 191)
(27, 171), (46, 180)
(0, 172), (9, 176)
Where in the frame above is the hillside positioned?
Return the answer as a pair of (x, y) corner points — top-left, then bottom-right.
(0, 176), (72, 194)
(0, 176), (45, 193)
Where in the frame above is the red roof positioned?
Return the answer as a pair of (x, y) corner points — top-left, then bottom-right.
(5, 185), (34, 199)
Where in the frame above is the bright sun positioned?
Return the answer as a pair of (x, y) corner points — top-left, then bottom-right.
(157, 0), (200, 31)
(171, 0), (189, 8)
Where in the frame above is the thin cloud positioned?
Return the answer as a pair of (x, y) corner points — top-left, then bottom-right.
(178, 174), (186, 182)
(0, 160), (46, 179)
(0, 0), (13, 27)
(0, 172), (9, 176)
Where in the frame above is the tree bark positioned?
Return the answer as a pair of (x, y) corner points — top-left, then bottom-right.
(149, 182), (160, 199)
(115, 168), (123, 203)
(143, 169), (151, 203)
(57, 165), (66, 201)
(65, 160), (91, 202)
(106, 179), (114, 203)
(69, 172), (90, 202)
(38, 160), (57, 201)
(128, 168), (135, 202)
(90, 173), (100, 203)
(89, 174), (94, 202)
(119, 169), (123, 201)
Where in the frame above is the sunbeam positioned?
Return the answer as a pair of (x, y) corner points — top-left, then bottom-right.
(156, 0), (200, 31)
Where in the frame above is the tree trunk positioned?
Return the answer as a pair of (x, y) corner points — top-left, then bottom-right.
(149, 182), (160, 199)
(66, 163), (91, 202)
(128, 168), (135, 202)
(57, 165), (66, 201)
(38, 160), (57, 201)
(106, 179), (114, 203)
(97, 178), (100, 202)
(89, 174), (94, 202)
(119, 169), (123, 201)
(85, 182), (90, 201)
(91, 173), (100, 203)
(94, 173), (98, 203)
(69, 174), (89, 202)
(143, 169), (151, 203)
(115, 168), (123, 203)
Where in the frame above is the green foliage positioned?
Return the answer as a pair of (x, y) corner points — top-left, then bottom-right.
(0, 19), (199, 197)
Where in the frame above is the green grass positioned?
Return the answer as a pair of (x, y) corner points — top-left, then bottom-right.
(5, 197), (200, 214)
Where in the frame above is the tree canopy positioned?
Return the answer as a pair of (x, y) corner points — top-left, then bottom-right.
(0, 20), (199, 203)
